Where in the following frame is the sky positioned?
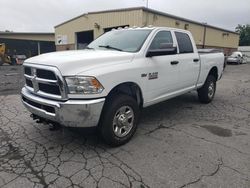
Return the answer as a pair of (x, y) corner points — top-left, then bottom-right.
(0, 0), (249, 32)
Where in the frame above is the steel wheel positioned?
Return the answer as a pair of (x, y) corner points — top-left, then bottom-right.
(100, 94), (139, 146)
(208, 82), (215, 99)
(198, 75), (216, 104)
(112, 105), (134, 138)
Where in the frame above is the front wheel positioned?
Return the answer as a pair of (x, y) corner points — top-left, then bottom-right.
(198, 75), (216, 104)
(99, 94), (139, 146)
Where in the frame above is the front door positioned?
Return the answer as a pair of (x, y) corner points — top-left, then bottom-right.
(144, 30), (180, 105)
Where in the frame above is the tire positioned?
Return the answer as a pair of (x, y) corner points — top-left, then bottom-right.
(0, 57), (3, 66)
(198, 75), (216, 104)
(99, 94), (139, 147)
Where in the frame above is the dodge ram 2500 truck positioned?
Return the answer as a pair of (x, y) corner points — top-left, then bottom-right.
(21, 27), (224, 146)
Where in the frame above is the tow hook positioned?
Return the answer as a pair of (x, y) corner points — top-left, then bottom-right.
(30, 114), (61, 131)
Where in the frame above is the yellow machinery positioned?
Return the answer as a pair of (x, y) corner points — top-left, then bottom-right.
(0, 43), (11, 65)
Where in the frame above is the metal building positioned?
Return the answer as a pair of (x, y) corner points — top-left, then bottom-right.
(0, 32), (55, 58)
(238, 46), (250, 62)
(55, 7), (239, 55)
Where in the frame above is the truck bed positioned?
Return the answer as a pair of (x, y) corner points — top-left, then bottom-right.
(198, 48), (223, 54)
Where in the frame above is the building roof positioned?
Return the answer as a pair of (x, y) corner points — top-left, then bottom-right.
(54, 7), (238, 35)
(0, 32), (54, 35)
(0, 32), (55, 42)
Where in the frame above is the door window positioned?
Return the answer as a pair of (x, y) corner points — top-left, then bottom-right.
(175, 32), (193, 53)
(149, 31), (173, 50)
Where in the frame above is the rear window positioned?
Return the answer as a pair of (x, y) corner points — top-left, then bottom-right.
(175, 32), (194, 54)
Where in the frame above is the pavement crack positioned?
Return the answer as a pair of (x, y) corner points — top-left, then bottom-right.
(222, 164), (250, 180)
(170, 127), (250, 156)
(178, 158), (223, 188)
(144, 123), (175, 135)
(24, 160), (48, 188)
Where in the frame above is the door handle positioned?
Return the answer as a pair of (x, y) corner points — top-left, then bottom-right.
(171, 61), (179, 65)
(193, 58), (199, 62)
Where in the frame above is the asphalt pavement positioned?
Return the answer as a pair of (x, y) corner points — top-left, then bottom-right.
(0, 64), (249, 188)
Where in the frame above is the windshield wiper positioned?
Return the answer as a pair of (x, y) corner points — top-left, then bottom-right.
(85, 46), (94, 49)
(98, 45), (123, 51)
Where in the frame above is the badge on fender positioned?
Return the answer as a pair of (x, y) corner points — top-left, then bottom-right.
(148, 72), (158, 80)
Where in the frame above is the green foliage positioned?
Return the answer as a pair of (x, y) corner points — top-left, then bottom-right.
(236, 24), (250, 46)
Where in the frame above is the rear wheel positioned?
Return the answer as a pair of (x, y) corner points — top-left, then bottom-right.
(99, 94), (139, 146)
(198, 75), (216, 104)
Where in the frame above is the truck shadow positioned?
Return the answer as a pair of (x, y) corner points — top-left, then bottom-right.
(62, 91), (200, 147)
(141, 92), (198, 120)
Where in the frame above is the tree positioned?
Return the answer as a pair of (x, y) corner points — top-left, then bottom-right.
(236, 24), (250, 46)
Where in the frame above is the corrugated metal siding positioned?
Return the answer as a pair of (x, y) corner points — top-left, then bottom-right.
(142, 11), (239, 48)
(55, 9), (142, 45)
(55, 8), (239, 50)
(238, 46), (250, 51)
(205, 27), (239, 48)
(142, 12), (205, 45)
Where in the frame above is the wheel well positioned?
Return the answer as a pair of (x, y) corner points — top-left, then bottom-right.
(107, 82), (143, 108)
(208, 67), (218, 80)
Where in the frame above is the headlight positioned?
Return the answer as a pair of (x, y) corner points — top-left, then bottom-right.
(65, 76), (104, 94)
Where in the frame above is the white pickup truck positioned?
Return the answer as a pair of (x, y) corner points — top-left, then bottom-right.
(21, 27), (224, 146)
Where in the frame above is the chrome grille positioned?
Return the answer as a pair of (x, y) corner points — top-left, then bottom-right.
(24, 64), (67, 100)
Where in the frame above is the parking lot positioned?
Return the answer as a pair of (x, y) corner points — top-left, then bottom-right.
(0, 64), (249, 188)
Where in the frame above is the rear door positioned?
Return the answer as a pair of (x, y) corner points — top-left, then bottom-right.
(174, 31), (200, 90)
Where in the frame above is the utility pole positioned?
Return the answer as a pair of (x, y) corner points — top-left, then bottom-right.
(37, 41), (41, 55)
(144, 0), (149, 26)
(202, 23), (207, 49)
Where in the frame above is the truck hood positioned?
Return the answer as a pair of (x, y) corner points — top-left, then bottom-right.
(25, 50), (134, 75)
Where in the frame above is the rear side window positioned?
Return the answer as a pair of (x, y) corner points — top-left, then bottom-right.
(175, 32), (193, 53)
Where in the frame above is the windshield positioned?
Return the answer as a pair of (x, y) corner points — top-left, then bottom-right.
(231, 52), (242, 57)
(88, 29), (152, 52)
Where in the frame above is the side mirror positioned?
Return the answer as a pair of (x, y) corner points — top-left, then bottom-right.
(146, 46), (177, 57)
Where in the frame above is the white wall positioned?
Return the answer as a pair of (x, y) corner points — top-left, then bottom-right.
(238, 46), (250, 62)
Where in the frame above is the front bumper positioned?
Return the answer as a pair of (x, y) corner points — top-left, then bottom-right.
(21, 87), (105, 127)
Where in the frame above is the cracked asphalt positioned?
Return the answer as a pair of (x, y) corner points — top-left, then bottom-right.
(0, 64), (250, 188)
